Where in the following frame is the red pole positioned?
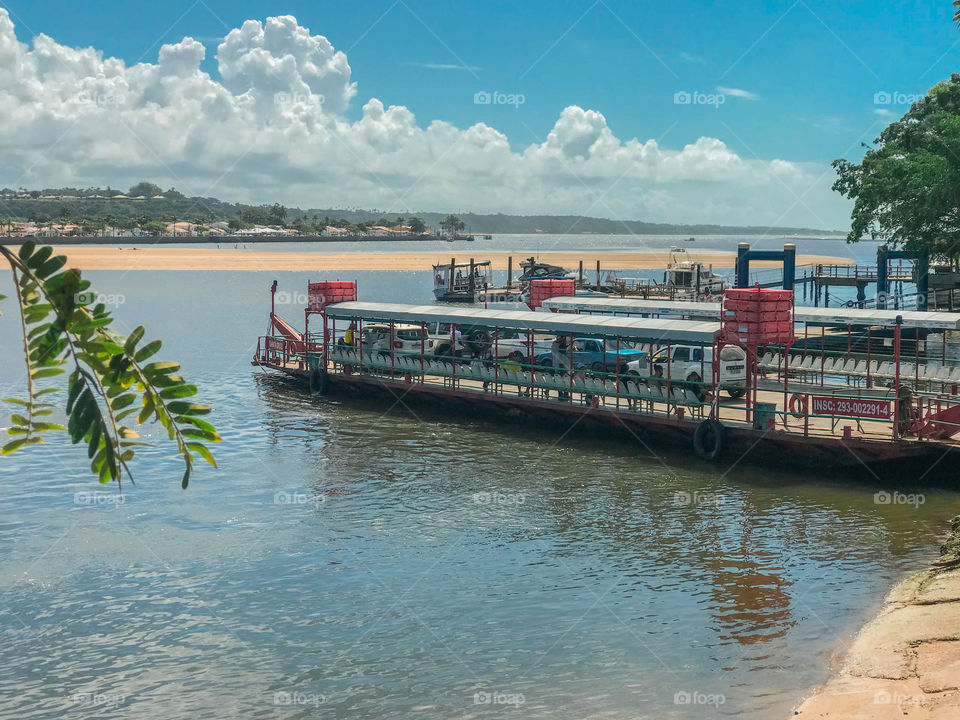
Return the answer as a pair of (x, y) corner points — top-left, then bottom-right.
(894, 319), (902, 441)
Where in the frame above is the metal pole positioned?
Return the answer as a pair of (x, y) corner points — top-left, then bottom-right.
(507, 256), (512, 288)
(390, 321), (395, 377)
(893, 317), (902, 440)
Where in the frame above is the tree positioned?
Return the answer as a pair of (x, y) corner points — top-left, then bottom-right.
(0, 241), (219, 488)
(439, 214), (465, 237)
(269, 203), (287, 226)
(409, 217), (426, 234)
(832, 74), (960, 263)
(128, 182), (163, 198)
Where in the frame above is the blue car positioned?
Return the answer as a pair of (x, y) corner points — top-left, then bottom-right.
(535, 338), (647, 373)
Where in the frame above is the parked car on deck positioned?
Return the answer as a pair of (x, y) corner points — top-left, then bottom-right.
(627, 344), (747, 398)
(535, 337), (647, 373)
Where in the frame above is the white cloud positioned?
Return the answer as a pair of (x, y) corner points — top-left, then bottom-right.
(0, 11), (847, 228)
(717, 86), (758, 101)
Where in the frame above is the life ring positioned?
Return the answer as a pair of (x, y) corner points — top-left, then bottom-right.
(692, 419), (725, 461)
(789, 393), (808, 417)
(309, 368), (329, 395)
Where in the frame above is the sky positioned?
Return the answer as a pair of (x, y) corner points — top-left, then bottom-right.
(0, 0), (956, 230)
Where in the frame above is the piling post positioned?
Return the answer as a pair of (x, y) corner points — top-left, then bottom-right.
(596, 260), (601, 290)
(579, 260), (584, 288)
(507, 256), (512, 287)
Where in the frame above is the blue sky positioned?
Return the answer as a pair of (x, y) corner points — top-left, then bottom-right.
(5, 0), (954, 163)
(1, 0), (957, 227)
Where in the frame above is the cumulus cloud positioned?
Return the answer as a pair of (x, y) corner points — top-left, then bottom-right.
(0, 11), (846, 228)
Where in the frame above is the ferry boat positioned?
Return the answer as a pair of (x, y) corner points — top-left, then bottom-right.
(253, 281), (960, 482)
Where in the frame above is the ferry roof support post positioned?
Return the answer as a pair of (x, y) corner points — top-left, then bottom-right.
(449, 258), (455, 292)
(469, 258), (475, 299)
(894, 316), (902, 441)
(389, 321), (395, 377)
(420, 322), (425, 382)
(507, 256), (512, 288)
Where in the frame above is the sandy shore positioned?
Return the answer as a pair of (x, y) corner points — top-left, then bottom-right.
(51, 247), (854, 272)
(792, 516), (960, 719)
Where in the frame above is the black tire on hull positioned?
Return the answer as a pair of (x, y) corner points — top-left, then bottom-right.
(309, 368), (329, 395)
(692, 419), (724, 461)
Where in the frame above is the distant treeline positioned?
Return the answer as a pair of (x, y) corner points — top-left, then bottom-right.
(0, 184), (840, 236)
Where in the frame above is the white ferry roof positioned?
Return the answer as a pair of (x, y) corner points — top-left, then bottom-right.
(325, 301), (720, 344)
(541, 296), (960, 330)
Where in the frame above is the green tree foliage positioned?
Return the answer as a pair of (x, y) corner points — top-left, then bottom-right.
(0, 241), (220, 488)
(439, 214), (464, 237)
(832, 75), (960, 262)
(408, 217), (426, 234)
(128, 182), (163, 197)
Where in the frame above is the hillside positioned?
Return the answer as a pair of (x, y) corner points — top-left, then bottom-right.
(0, 185), (843, 236)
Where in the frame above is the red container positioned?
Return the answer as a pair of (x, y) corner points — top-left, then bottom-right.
(527, 278), (575, 310)
(308, 281), (357, 311)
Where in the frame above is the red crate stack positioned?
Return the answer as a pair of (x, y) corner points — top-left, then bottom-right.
(308, 281), (357, 312)
(527, 278), (575, 310)
(721, 287), (794, 345)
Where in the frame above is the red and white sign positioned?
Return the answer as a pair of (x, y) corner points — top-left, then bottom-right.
(811, 396), (891, 419)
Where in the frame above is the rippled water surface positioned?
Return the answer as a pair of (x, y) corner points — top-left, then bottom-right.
(1, 261), (957, 719)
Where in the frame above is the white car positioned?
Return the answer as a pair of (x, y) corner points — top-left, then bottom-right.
(359, 323), (432, 356)
(626, 344), (747, 398)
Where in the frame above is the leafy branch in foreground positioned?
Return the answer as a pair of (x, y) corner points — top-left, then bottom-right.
(0, 241), (220, 489)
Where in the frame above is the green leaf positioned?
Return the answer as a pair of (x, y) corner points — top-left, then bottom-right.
(143, 361), (180, 375)
(134, 340), (162, 362)
(182, 428), (220, 442)
(30, 367), (65, 380)
(110, 393), (137, 410)
(2, 437), (43, 454)
(25, 245), (53, 269)
(3, 398), (30, 407)
(181, 416), (218, 435)
(159, 384), (198, 399)
(167, 402), (211, 416)
(36, 255), (67, 279)
(32, 422), (65, 432)
(124, 326), (145, 355)
(187, 442), (217, 469)
(181, 466), (191, 489)
(17, 239), (35, 261)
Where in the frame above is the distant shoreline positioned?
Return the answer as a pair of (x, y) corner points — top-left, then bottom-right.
(43, 246), (855, 272)
(0, 232), (848, 246)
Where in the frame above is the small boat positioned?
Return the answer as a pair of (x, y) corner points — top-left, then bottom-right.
(684, 237), (696, 243)
(517, 257), (570, 282)
(663, 255), (727, 298)
(433, 260), (492, 302)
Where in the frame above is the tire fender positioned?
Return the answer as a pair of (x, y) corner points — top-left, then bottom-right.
(692, 419), (724, 461)
(309, 368), (329, 395)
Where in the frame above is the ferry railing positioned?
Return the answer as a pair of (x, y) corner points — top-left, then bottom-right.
(256, 335), (308, 370)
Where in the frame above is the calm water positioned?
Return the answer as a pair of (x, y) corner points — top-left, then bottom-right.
(1, 253), (957, 719)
